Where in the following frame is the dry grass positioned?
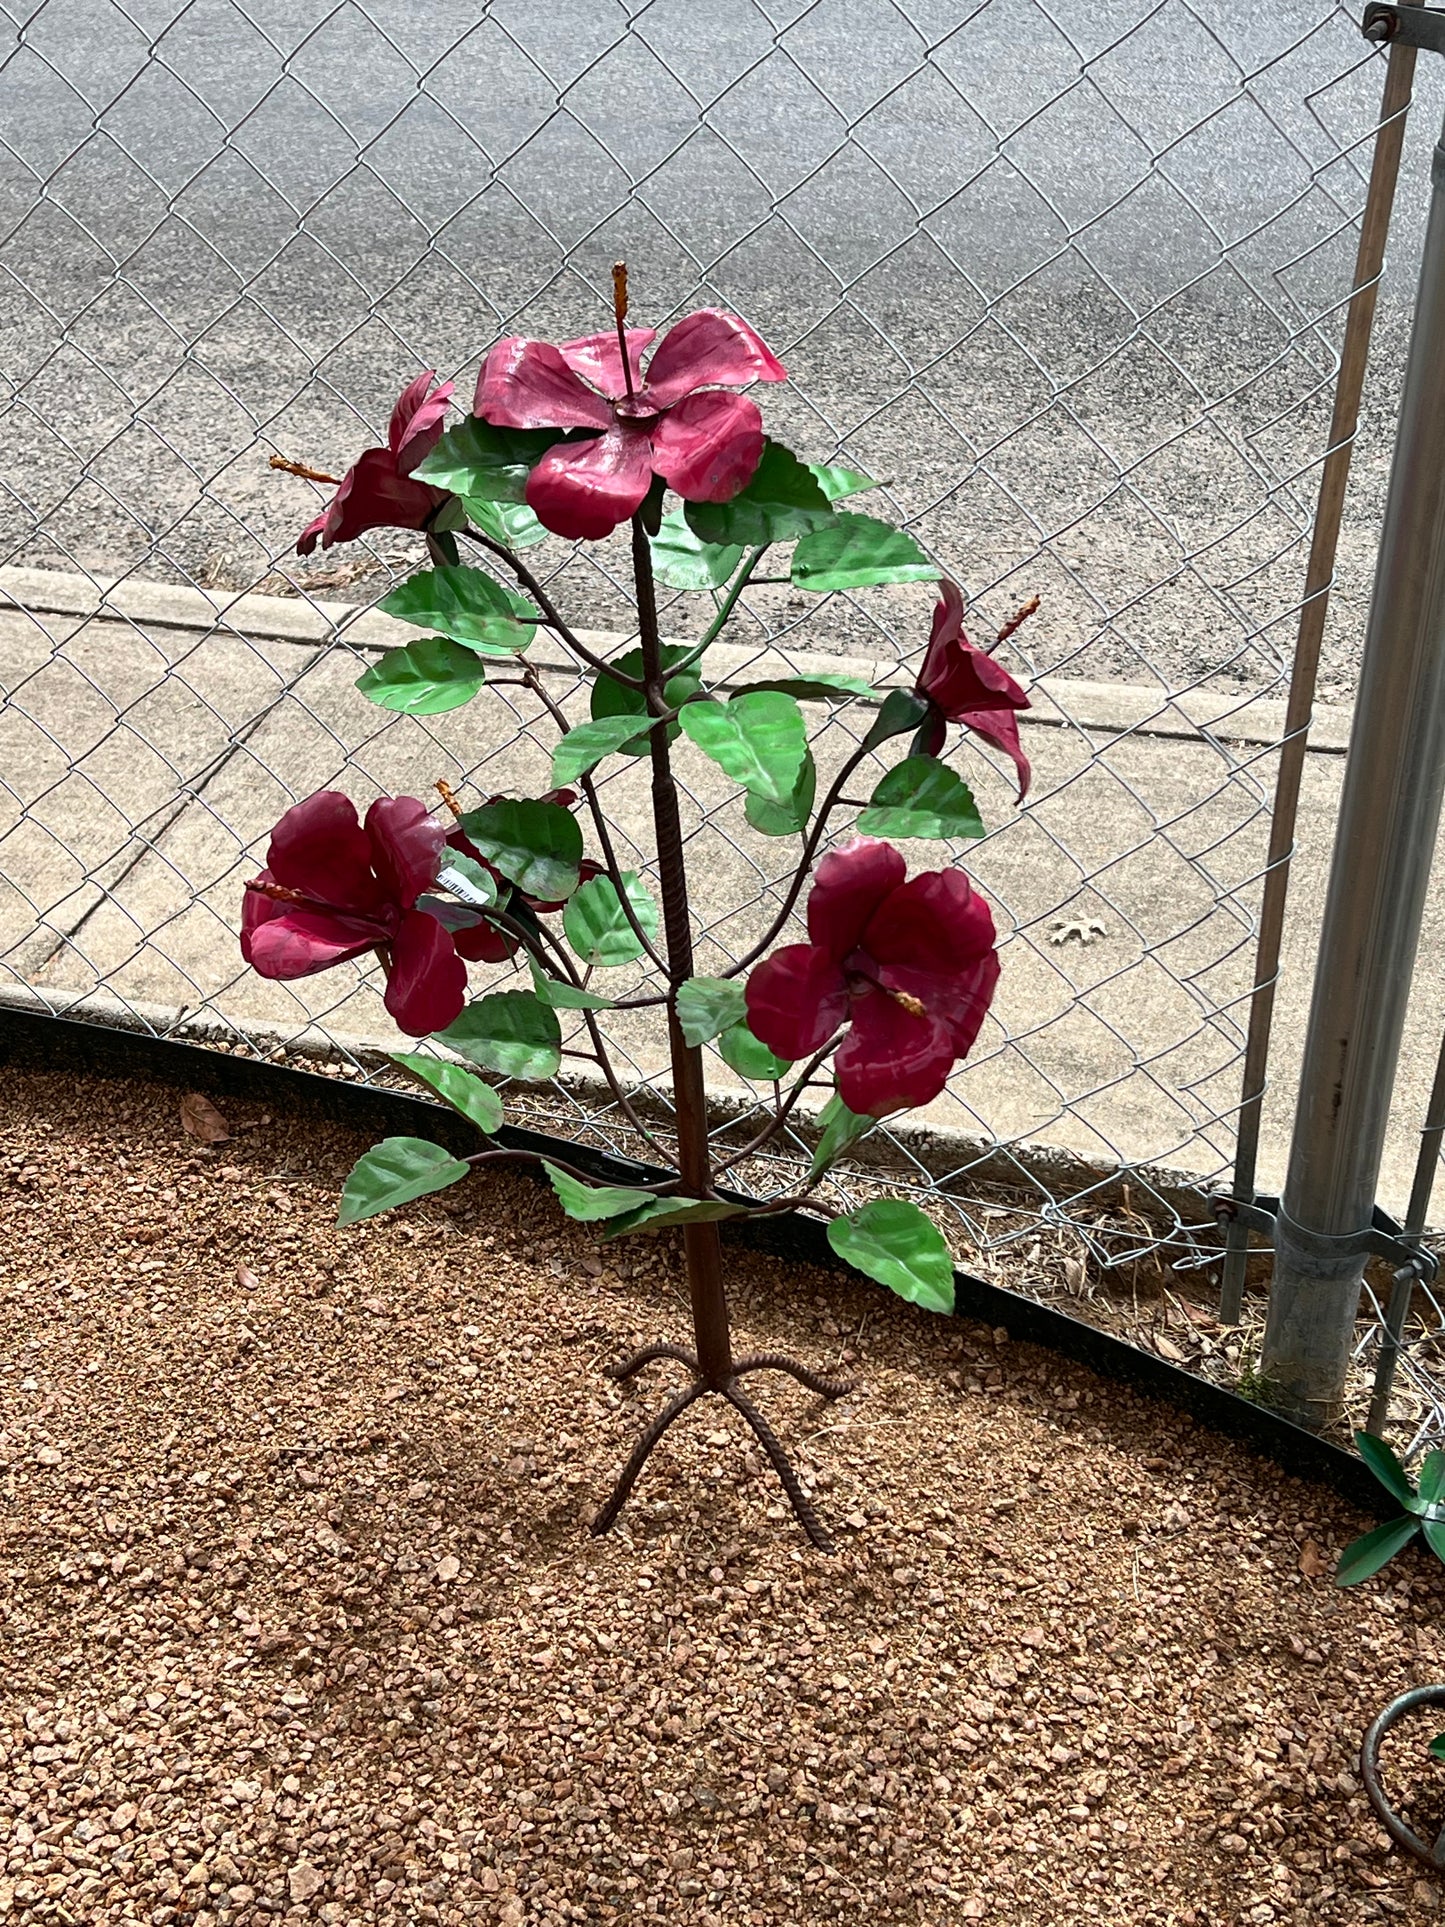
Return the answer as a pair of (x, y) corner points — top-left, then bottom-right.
(3, 1065), (1445, 1927)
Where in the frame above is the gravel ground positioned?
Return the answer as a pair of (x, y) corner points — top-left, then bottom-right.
(4, 1065), (1445, 1927)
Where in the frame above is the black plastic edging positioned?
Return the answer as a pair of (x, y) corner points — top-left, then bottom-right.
(0, 1006), (1389, 1521)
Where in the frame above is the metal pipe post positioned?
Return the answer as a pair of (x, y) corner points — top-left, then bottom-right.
(1261, 105), (1445, 1426)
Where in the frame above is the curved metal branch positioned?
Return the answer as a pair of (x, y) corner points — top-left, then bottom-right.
(457, 526), (643, 687)
(590, 1380), (707, 1536)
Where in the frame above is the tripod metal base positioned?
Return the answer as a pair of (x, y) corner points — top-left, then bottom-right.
(590, 1345), (852, 1553)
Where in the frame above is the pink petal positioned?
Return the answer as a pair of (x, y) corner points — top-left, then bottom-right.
(917, 578), (966, 691)
(524, 425), (654, 541)
(366, 795), (446, 909)
(389, 370), (454, 467)
(643, 309), (787, 406)
(958, 704), (1032, 801)
(835, 989), (957, 1117)
(474, 338), (613, 431)
(806, 838), (906, 962)
(863, 870), (996, 977)
(311, 449), (447, 549)
(242, 905), (387, 980)
(453, 916), (518, 964)
(650, 391), (764, 502)
(879, 951), (999, 1062)
(745, 943), (850, 1061)
(559, 327), (656, 400)
(296, 509), (328, 555)
(267, 792), (384, 914)
(386, 909), (468, 1036)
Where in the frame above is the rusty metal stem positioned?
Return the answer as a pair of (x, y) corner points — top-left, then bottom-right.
(1220, 40), (1417, 1323)
(631, 514), (733, 1388)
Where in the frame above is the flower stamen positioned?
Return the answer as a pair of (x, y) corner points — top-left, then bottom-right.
(612, 260), (637, 401)
(994, 594), (1040, 649)
(245, 879), (309, 905)
(887, 988), (927, 1019)
(269, 454), (342, 486)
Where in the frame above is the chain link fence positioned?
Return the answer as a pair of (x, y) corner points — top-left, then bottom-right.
(2, 1), (1440, 1372)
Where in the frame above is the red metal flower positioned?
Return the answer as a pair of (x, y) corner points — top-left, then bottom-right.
(744, 838), (998, 1117)
(474, 310), (786, 541)
(241, 791), (466, 1036)
(915, 579), (1031, 800)
(296, 371), (454, 554)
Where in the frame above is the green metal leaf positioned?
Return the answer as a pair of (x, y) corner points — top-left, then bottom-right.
(563, 871), (660, 968)
(391, 1054), (503, 1135)
(604, 1197), (751, 1238)
(551, 715), (651, 788)
(456, 799), (582, 903)
(808, 462), (877, 502)
(649, 506), (744, 589)
(461, 496), (548, 549)
(729, 673), (874, 704)
(856, 757), (985, 841)
(791, 513), (935, 592)
(414, 418), (564, 503)
(1355, 1429), (1418, 1508)
(378, 565), (537, 655)
(718, 1022), (792, 1081)
(542, 1161), (656, 1222)
(354, 634), (487, 715)
(809, 1094), (877, 1180)
(685, 440), (836, 546)
(1430, 1733), (1445, 1763)
(337, 1137), (470, 1226)
(744, 746), (815, 837)
(438, 991), (562, 1081)
(678, 691), (808, 807)
(589, 643), (695, 756)
(527, 959), (617, 1011)
(1335, 1513), (1420, 1586)
(675, 975), (747, 1048)
(436, 852), (498, 908)
(862, 687), (932, 752)
(827, 1199), (955, 1315)
(1419, 1448), (1445, 1507)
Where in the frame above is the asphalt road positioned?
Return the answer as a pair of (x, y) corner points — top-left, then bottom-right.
(2, 0), (1443, 690)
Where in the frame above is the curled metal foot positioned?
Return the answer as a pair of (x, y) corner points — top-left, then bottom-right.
(731, 1350), (853, 1401)
(724, 1380), (836, 1555)
(1362, 1684), (1445, 1866)
(606, 1342), (699, 1383)
(591, 1381), (707, 1537)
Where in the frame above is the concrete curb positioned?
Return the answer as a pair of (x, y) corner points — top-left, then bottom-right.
(0, 562), (1353, 753)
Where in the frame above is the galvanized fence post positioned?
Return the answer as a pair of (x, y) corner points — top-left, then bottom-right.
(1262, 18), (1445, 1425)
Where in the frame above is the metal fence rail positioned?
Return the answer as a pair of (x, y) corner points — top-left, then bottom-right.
(0, 2), (1437, 1371)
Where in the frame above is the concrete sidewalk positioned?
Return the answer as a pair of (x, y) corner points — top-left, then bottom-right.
(3, 563), (1441, 1223)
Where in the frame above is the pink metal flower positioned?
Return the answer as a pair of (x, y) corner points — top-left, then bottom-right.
(744, 838), (998, 1117)
(242, 791), (466, 1036)
(915, 579), (1031, 800)
(296, 371), (454, 554)
(474, 310), (786, 541)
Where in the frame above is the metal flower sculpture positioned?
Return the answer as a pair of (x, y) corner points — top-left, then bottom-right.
(254, 265), (1037, 1552)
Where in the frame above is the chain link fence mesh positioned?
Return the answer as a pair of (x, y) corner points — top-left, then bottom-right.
(2, 1), (1440, 1401)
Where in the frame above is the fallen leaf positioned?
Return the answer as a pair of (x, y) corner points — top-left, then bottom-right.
(180, 1093), (230, 1143)
(1153, 1332), (1186, 1363)
(1299, 1538), (1329, 1579)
